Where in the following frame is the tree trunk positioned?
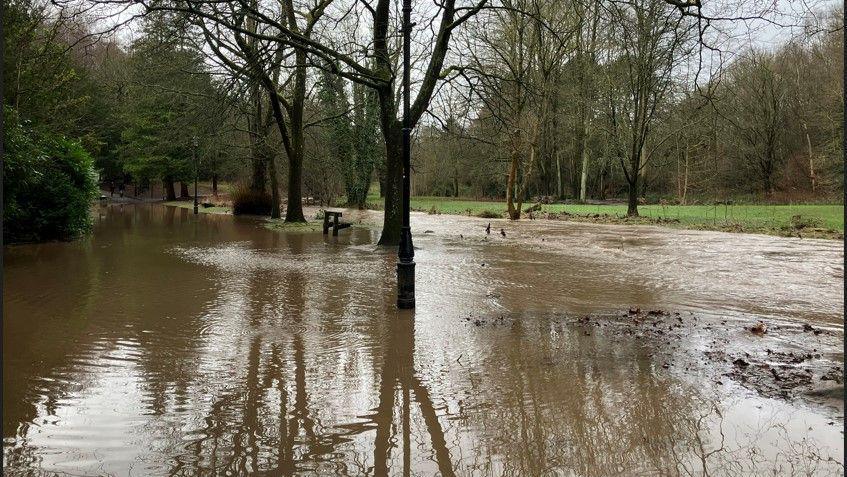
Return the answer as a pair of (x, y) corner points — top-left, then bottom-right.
(212, 174), (218, 197)
(378, 169), (386, 198)
(569, 152), (578, 198)
(639, 143), (648, 199)
(579, 147), (589, 201)
(516, 144), (537, 216)
(598, 159), (609, 201)
(257, 79), (287, 220)
(250, 155), (267, 193)
(267, 149), (281, 219)
(805, 126), (815, 193)
(506, 149), (520, 220)
(762, 150), (774, 196)
(248, 83), (268, 194)
(627, 179), (639, 216)
(763, 173), (773, 196)
(577, 93), (590, 201)
(556, 150), (563, 200)
(285, 147), (306, 222)
(164, 178), (176, 201)
(627, 149), (640, 217)
(681, 145), (689, 205)
(283, 47), (308, 223)
(378, 123), (403, 245)
(180, 182), (190, 198)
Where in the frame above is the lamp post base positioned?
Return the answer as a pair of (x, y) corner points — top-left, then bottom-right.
(396, 260), (415, 309)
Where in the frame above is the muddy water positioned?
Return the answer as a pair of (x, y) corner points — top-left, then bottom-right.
(4, 204), (843, 476)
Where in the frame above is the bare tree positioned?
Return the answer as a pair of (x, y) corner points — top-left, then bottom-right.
(462, 0), (575, 219)
(604, 0), (695, 216)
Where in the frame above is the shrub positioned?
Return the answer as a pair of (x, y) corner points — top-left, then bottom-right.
(788, 214), (823, 230)
(231, 184), (272, 216)
(4, 108), (98, 243)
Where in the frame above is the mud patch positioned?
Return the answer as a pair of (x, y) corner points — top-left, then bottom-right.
(610, 310), (842, 410)
(463, 309), (844, 413)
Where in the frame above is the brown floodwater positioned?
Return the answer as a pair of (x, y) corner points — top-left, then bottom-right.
(3, 203), (844, 476)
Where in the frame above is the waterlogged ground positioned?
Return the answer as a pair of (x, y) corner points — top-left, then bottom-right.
(3, 203), (844, 476)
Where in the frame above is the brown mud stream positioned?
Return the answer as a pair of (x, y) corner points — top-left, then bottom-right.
(4, 203), (844, 476)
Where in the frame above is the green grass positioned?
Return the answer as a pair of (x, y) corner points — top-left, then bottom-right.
(364, 192), (843, 237)
(543, 203), (844, 231)
(263, 219), (325, 233)
(171, 187), (843, 238)
(364, 190), (507, 217)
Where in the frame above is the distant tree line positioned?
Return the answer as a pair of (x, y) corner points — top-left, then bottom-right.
(414, 3), (843, 217)
(4, 0), (841, 243)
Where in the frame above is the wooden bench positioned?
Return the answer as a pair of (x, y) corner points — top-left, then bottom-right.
(322, 210), (352, 236)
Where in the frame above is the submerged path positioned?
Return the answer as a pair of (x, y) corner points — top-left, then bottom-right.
(3, 203), (843, 476)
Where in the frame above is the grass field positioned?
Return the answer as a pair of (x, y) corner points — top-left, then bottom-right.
(363, 193), (843, 238)
(164, 193), (843, 239)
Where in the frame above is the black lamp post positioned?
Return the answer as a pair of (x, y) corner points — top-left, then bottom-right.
(396, 0), (415, 309)
(192, 135), (199, 215)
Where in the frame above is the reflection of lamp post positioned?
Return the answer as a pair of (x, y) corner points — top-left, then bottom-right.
(396, 0), (415, 309)
(193, 135), (199, 215)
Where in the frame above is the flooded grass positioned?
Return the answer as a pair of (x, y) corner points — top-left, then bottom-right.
(163, 200), (231, 214)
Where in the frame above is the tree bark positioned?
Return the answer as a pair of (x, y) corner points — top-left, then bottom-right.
(762, 168), (773, 196)
(285, 147), (305, 222)
(556, 150), (563, 200)
(516, 143), (537, 216)
(378, 171), (386, 198)
(164, 178), (176, 201)
(761, 146), (775, 196)
(266, 148), (281, 218)
(378, 122), (403, 245)
(180, 182), (190, 198)
(627, 179), (639, 216)
(676, 143), (689, 206)
(805, 125), (815, 193)
(257, 77), (289, 220)
(598, 163), (606, 201)
(576, 82), (590, 202)
(506, 148), (520, 220)
(681, 145), (688, 205)
(250, 155), (267, 193)
(212, 174), (218, 197)
(639, 142), (648, 198)
(283, 44), (308, 223)
(569, 151), (578, 197)
(626, 150), (640, 217)
(249, 88), (268, 194)
(579, 147), (589, 201)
